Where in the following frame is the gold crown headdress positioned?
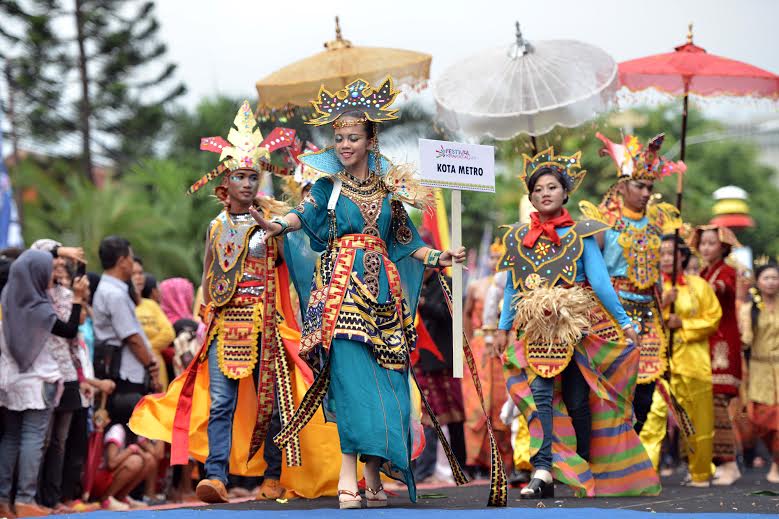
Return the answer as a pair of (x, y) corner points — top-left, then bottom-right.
(596, 132), (686, 182)
(187, 101), (295, 195)
(690, 224), (743, 252)
(306, 77), (400, 127)
(519, 147), (586, 195)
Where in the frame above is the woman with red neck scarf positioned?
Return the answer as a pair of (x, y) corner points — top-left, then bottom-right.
(691, 225), (743, 485)
(493, 148), (657, 500)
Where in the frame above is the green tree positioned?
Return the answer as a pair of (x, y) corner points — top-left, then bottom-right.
(459, 105), (779, 258)
(2, 0), (185, 181)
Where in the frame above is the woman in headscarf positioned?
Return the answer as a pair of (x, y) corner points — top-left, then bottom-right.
(0, 249), (88, 518)
(160, 278), (195, 325)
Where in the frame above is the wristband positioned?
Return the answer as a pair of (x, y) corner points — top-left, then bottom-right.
(270, 216), (290, 235)
(423, 249), (442, 268)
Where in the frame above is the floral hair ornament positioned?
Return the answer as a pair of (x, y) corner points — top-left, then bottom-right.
(187, 101), (296, 195)
(519, 147), (587, 195)
(596, 132), (687, 182)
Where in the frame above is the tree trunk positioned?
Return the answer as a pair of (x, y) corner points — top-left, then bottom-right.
(75, 0), (95, 184)
(3, 61), (24, 226)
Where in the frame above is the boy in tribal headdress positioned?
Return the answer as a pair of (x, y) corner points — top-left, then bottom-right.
(130, 102), (342, 503)
(579, 133), (685, 434)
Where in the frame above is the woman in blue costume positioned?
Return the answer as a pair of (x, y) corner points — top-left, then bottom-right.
(250, 77), (467, 509)
(492, 148), (658, 500)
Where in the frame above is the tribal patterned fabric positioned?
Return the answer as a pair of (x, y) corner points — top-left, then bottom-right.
(504, 299), (661, 497)
(299, 233), (415, 371)
(437, 275), (508, 507)
(213, 303), (262, 380)
(613, 279), (668, 384)
(498, 220), (610, 292)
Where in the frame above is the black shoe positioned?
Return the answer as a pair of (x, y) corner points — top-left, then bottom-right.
(520, 478), (554, 499)
(508, 469), (532, 487)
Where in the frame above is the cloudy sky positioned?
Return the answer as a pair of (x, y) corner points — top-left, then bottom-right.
(156, 0), (779, 115)
(3, 0), (778, 159)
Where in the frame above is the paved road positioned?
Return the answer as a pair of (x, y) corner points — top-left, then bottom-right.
(198, 468), (779, 514)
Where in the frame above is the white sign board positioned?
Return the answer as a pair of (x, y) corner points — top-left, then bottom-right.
(418, 138), (495, 193)
(417, 138), (495, 379)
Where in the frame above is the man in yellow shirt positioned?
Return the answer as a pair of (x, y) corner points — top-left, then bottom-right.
(640, 234), (722, 486)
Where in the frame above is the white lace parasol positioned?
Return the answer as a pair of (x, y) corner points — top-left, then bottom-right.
(434, 23), (618, 140)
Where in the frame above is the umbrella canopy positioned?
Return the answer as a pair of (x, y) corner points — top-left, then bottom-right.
(433, 23), (618, 140)
(620, 27), (779, 99)
(256, 17), (430, 112)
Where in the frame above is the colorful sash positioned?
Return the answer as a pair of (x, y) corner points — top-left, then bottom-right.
(613, 278), (668, 384)
(171, 238), (301, 467)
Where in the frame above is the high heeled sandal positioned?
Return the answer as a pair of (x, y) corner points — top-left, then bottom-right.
(520, 477), (554, 499)
(337, 489), (362, 509)
(365, 484), (387, 508)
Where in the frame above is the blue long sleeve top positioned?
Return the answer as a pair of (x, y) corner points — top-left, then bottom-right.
(498, 227), (632, 331)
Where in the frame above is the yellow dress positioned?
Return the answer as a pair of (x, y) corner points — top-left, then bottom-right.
(639, 274), (722, 482)
(136, 298), (175, 390)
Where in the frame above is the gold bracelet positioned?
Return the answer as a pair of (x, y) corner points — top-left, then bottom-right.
(424, 249), (442, 268)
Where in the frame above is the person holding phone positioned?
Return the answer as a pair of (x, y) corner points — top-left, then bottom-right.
(0, 250), (88, 518)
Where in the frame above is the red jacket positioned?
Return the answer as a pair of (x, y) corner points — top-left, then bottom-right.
(700, 260), (742, 395)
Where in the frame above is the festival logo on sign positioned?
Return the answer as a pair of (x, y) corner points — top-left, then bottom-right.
(435, 145), (475, 161)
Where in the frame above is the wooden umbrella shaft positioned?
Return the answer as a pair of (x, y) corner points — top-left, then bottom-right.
(668, 85), (690, 360)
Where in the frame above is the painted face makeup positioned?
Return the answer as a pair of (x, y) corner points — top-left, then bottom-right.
(227, 169), (261, 207)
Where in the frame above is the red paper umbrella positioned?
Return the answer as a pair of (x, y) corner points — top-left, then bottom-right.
(619, 24), (779, 346)
(620, 39), (779, 100)
(619, 24), (779, 163)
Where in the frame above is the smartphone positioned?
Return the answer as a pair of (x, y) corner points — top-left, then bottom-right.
(75, 262), (86, 279)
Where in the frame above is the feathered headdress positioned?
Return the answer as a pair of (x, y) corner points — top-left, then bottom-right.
(519, 147), (586, 195)
(596, 132), (686, 182)
(187, 101), (297, 195)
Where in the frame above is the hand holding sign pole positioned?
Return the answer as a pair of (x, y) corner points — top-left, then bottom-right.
(419, 138), (496, 378)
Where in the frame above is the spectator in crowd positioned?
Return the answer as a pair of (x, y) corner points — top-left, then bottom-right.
(31, 240), (83, 512)
(92, 236), (159, 427)
(91, 424), (153, 511)
(132, 257), (146, 303)
(160, 278), (195, 325)
(0, 250), (87, 518)
(135, 268), (175, 391)
(739, 262), (779, 484)
(63, 281), (117, 512)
